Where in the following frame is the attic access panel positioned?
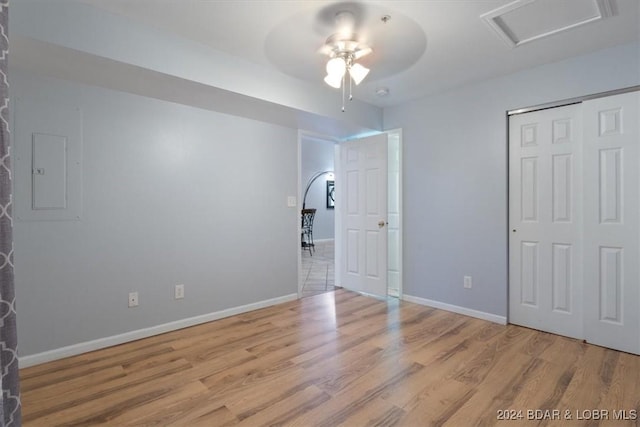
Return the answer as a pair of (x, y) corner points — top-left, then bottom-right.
(481, 0), (615, 48)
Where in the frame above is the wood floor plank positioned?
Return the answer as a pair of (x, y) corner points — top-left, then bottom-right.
(538, 335), (588, 369)
(20, 289), (639, 427)
(94, 381), (210, 426)
(20, 342), (174, 392)
(289, 360), (424, 426)
(397, 378), (477, 427)
(451, 327), (537, 386)
(129, 389), (235, 427)
(21, 365), (126, 405)
(312, 343), (387, 396)
(386, 326), (529, 425)
(597, 352), (640, 427)
(497, 358), (572, 419)
(442, 352), (543, 427)
(288, 329), (377, 367)
(557, 345), (616, 412)
(206, 338), (382, 417)
(23, 358), (194, 424)
(333, 397), (404, 427)
(378, 320), (491, 409)
(367, 309), (461, 350)
(233, 385), (330, 427)
(180, 405), (239, 427)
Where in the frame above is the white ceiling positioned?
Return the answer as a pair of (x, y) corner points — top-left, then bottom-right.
(68, 0), (640, 107)
(72, 0), (640, 107)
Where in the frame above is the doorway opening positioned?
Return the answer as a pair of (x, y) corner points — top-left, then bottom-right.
(299, 134), (337, 298)
(298, 129), (403, 300)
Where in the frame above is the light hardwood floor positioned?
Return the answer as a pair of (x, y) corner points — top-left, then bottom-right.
(21, 290), (639, 426)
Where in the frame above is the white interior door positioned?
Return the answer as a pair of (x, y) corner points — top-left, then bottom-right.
(583, 92), (639, 354)
(509, 104), (584, 339)
(339, 133), (388, 297)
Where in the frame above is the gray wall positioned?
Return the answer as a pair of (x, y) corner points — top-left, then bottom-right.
(301, 137), (335, 240)
(384, 42), (640, 317)
(11, 71), (299, 356)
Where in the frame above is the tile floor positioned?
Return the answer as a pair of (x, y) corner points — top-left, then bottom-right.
(300, 239), (336, 298)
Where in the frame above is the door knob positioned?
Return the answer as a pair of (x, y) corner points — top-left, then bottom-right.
(378, 221), (387, 228)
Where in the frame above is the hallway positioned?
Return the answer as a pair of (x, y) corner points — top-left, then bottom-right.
(300, 240), (335, 298)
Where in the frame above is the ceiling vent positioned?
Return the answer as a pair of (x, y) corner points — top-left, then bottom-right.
(481, 0), (616, 48)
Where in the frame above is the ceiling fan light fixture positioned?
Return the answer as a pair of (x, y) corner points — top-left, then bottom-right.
(324, 73), (343, 89)
(349, 63), (370, 85)
(326, 57), (346, 77)
(319, 12), (375, 110)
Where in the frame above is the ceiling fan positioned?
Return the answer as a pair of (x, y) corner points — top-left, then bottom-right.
(318, 10), (373, 111)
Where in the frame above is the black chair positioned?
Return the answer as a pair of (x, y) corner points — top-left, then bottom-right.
(301, 208), (316, 255)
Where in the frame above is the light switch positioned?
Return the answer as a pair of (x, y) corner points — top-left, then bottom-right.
(287, 196), (297, 207)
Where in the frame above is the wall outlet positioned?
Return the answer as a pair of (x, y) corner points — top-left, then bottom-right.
(128, 291), (139, 307)
(175, 284), (184, 299)
(464, 276), (472, 289)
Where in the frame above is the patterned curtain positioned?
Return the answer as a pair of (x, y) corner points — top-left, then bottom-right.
(0, 1), (21, 425)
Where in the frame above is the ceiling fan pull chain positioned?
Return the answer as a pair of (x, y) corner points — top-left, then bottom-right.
(349, 70), (353, 101)
(341, 75), (345, 112)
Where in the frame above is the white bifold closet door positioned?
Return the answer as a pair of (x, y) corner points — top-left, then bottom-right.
(509, 104), (584, 340)
(509, 91), (639, 355)
(583, 92), (639, 354)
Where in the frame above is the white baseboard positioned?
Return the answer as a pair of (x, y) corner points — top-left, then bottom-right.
(402, 294), (507, 325)
(312, 238), (334, 243)
(19, 293), (298, 368)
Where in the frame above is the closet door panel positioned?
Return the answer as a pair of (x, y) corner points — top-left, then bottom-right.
(509, 104), (583, 339)
(583, 91), (639, 355)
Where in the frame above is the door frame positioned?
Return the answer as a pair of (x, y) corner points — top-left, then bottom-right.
(297, 129), (404, 299)
(506, 85), (640, 323)
(386, 128), (403, 299)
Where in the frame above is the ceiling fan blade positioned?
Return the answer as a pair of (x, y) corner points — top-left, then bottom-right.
(353, 47), (372, 60)
(318, 44), (334, 56)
